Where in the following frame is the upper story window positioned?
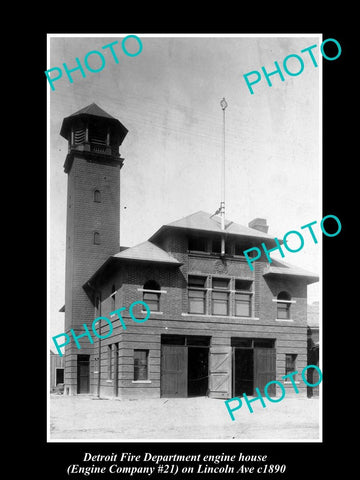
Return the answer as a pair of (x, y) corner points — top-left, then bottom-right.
(212, 237), (221, 254)
(211, 277), (230, 316)
(94, 189), (101, 203)
(277, 291), (292, 319)
(211, 236), (230, 255)
(186, 275), (256, 317)
(95, 293), (101, 317)
(235, 279), (253, 317)
(93, 231), (101, 245)
(111, 284), (116, 311)
(188, 275), (207, 314)
(143, 280), (161, 312)
(188, 235), (207, 253)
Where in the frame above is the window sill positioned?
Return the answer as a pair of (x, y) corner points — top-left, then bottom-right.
(138, 288), (167, 294)
(142, 310), (163, 315)
(106, 380), (113, 383)
(272, 299), (296, 304)
(181, 313), (259, 320)
(132, 380), (151, 384)
(283, 381), (300, 384)
(275, 318), (294, 322)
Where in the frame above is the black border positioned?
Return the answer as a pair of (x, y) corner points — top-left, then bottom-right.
(31, 25), (350, 479)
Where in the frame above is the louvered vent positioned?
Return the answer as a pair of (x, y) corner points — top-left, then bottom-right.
(74, 128), (86, 144)
(90, 126), (107, 145)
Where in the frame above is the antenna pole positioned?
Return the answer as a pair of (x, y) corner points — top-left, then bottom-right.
(220, 97), (228, 255)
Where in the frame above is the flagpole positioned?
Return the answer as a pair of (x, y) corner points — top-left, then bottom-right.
(220, 97), (228, 255)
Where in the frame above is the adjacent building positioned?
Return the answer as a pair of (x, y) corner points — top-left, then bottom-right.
(50, 350), (64, 392)
(59, 103), (319, 399)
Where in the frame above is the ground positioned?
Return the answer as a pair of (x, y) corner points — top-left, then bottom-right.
(49, 394), (321, 441)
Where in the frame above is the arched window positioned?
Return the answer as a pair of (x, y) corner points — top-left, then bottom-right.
(94, 189), (101, 203)
(143, 280), (160, 312)
(277, 291), (291, 319)
(93, 231), (101, 245)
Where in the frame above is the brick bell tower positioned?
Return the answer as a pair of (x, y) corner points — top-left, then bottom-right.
(60, 103), (128, 395)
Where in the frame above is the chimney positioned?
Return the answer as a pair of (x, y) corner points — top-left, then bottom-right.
(248, 218), (269, 234)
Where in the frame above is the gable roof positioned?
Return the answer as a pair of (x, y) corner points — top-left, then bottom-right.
(149, 210), (278, 243)
(84, 241), (182, 290)
(263, 258), (319, 284)
(112, 241), (181, 264)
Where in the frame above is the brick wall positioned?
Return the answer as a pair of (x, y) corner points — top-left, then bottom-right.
(64, 153), (121, 394)
(91, 229), (309, 399)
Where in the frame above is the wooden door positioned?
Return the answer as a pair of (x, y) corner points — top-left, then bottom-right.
(208, 346), (232, 398)
(161, 345), (187, 397)
(77, 355), (90, 394)
(254, 348), (276, 396)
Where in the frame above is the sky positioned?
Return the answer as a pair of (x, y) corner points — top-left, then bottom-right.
(48, 34), (322, 340)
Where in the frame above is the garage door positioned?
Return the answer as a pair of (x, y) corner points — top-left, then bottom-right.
(161, 345), (187, 397)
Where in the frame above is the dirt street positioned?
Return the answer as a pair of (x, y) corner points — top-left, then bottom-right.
(49, 394), (320, 441)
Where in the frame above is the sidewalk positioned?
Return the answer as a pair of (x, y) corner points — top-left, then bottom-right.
(49, 394), (321, 441)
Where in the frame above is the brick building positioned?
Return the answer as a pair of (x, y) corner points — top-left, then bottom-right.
(50, 350), (64, 392)
(59, 103), (319, 399)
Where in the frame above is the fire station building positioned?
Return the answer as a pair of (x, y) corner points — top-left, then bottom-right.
(59, 103), (319, 399)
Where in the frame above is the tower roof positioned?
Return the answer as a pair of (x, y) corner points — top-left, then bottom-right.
(60, 102), (128, 143)
(68, 102), (117, 119)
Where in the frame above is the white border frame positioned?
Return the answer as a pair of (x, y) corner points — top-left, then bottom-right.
(47, 32), (323, 444)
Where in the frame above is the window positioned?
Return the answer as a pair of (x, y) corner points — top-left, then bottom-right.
(95, 294), (101, 316)
(235, 279), (253, 317)
(56, 368), (64, 385)
(211, 278), (230, 316)
(134, 349), (149, 381)
(254, 339), (275, 348)
(235, 244), (257, 257)
(212, 237), (221, 254)
(188, 276), (206, 314)
(143, 280), (160, 312)
(285, 354), (297, 380)
(211, 237), (230, 254)
(231, 338), (275, 348)
(277, 291), (291, 319)
(188, 236), (207, 252)
(111, 284), (116, 310)
(108, 345), (113, 380)
(94, 189), (101, 202)
(94, 231), (101, 245)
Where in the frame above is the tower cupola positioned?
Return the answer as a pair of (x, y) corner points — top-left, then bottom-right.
(60, 102), (128, 172)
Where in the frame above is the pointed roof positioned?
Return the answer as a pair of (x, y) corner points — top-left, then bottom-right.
(68, 102), (116, 119)
(149, 210), (277, 243)
(60, 102), (128, 143)
(263, 259), (319, 284)
(112, 241), (181, 264)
